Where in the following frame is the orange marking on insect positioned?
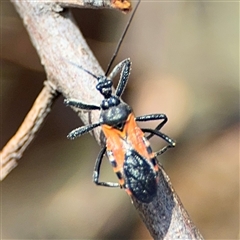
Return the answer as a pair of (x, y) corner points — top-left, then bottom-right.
(154, 164), (159, 172)
(125, 114), (150, 160)
(102, 113), (151, 163)
(102, 126), (125, 172)
(125, 188), (132, 196)
(118, 178), (125, 186)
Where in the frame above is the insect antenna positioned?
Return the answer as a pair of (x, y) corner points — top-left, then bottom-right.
(80, 67), (99, 80)
(105, 0), (140, 76)
(65, 59), (99, 80)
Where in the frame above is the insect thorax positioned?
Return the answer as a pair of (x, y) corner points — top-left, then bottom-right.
(100, 102), (132, 130)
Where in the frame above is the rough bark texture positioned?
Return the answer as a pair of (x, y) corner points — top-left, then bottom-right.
(1, 0), (204, 239)
(133, 167), (204, 239)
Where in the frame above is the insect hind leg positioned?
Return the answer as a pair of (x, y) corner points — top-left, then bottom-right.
(93, 147), (120, 188)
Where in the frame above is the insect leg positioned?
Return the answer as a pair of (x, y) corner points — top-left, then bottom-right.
(64, 99), (100, 110)
(67, 122), (101, 140)
(136, 114), (168, 140)
(93, 147), (120, 188)
(108, 58), (132, 97)
(141, 128), (176, 156)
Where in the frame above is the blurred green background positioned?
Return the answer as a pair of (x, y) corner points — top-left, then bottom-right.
(1, 1), (239, 239)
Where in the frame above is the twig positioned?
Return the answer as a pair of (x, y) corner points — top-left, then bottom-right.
(1, 0), (121, 180)
(2, 0), (204, 239)
(1, 81), (58, 180)
(56, 0), (132, 12)
(133, 168), (204, 239)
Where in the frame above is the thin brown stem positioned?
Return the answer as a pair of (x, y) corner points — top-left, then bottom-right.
(56, 0), (132, 12)
(1, 81), (58, 180)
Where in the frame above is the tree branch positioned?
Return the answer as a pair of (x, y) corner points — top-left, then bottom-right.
(56, 0), (132, 12)
(2, 0), (204, 239)
(0, 81), (58, 180)
(1, 0), (116, 180)
(133, 167), (204, 239)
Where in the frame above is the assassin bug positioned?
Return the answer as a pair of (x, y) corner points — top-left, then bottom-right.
(64, 1), (175, 203)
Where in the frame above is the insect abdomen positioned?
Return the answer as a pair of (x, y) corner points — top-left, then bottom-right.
(123, 149), (158, 203)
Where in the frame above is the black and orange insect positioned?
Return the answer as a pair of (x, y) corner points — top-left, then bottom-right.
(64, 1), (175, 203)
(64, 58), (175, 203)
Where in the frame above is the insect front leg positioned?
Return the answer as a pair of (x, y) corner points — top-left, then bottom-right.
(64, 99), (100, 110)
(67, 122), (101, 139)
(108, 58), (132, 97)
(93, 147), (120, 188)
